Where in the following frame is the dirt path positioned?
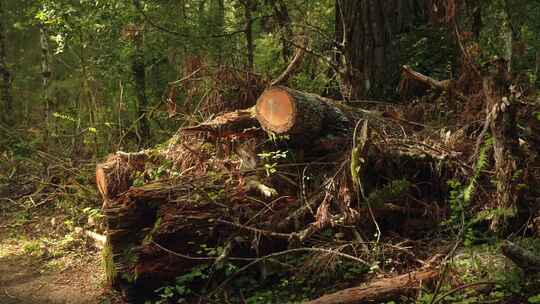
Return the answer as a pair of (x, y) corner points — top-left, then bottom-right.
(0, 239), (107, 304)
(0, 217), (116, 304)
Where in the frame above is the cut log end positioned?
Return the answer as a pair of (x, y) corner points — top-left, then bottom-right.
(255, 87), (296, 134)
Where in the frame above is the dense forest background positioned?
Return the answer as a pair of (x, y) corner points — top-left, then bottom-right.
(2, 1), (540, 303)
(1, 0), (540, 156)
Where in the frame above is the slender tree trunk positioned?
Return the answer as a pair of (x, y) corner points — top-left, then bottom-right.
(131, 2), (150, 146)
(469, 0), (482, 40)
(39, 23), (52, 152)
(80, 29), (99, 160)
(209, 0), (225, 64)
(0, 1), (13, 124)
(243, 0), (255, 71)
(534, 51), (540, 84)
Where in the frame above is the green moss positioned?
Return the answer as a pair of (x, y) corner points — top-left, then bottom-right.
(102, 240), (117, 286)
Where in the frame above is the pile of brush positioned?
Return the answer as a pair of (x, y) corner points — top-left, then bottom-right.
(96, 62), (540, 303)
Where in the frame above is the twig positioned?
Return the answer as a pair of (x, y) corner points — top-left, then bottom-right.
(151, 240), (251, 262)
(208, 247), (371, 297)
(168, 67), (202, 86)
(4, 288), (18, 299)
(352, 120), (381, 244)
(216, 219), (292, 239)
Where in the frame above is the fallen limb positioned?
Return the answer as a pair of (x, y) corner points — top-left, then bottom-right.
(304, 269), (438, 304)
(401, 65), (451, 91)
(270, 41), (306, 86)
(400, 65), (468, 101)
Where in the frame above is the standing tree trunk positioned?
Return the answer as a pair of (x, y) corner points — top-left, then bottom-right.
(337, 0), (391, 99)
(483, 60), (522, 232)
(243, 0), (255, 71)
(337, 0), (427, 100)
(131, 2), (150, 146)
(0, 1), (13, 124)
(39, 23), (52, 152)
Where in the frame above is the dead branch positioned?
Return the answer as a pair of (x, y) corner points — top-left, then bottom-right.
(270, 39), (306, 86)
(400, 65), (468, 101)
(304, 269), (438, 304)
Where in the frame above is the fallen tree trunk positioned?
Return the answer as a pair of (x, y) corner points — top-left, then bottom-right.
(501, 241), (540, 271)
(255, 86), (378, 140)
(181, 107), (259, 139)
(304, 269), (438, 304)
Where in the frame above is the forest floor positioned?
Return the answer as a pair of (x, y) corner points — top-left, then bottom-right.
(0, 209), (120, 304)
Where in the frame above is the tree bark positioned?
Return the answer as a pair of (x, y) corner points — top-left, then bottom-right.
(305, 269), (438, 304)
(95, 151), (148, 204)
(0, 0), (13, 124)
(337, 0), (430, 99)
(338, 0), (390, 99)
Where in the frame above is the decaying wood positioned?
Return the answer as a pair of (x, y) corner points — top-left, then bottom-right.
(181, 107), (259, 138)
(97, 85), (461, 301)
(501, 240), (540, 271)
(95, 151), (147, 203)
(85, 229), (107, 249)
(304, 269), (438, 304)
